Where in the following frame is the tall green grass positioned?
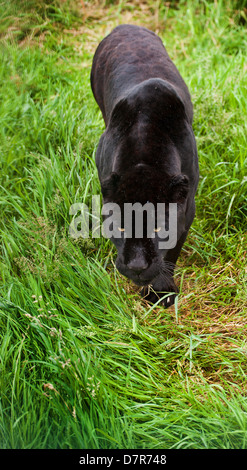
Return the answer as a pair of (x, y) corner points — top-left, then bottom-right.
(0, 0), (247, 449)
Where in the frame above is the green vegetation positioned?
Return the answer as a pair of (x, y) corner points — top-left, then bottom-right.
(0, 0), (246, 449)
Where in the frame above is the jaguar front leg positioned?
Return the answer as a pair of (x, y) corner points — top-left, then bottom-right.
(141, 274), (179, 308)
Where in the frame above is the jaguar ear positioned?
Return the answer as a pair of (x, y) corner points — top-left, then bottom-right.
(169, 174), (189, 203)
(101, 172), (121, 199)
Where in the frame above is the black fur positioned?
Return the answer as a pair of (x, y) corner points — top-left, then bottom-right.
(91, 24), (199, 308)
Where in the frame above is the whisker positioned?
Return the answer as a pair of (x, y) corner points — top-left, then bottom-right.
(160, 261), (175, 276)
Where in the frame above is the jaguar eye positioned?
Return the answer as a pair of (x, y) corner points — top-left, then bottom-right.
(154, 227), (161, 233)
(118, 227), (125, 232)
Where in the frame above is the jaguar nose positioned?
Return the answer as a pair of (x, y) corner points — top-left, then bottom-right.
(127, 259), (148, 275)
